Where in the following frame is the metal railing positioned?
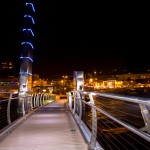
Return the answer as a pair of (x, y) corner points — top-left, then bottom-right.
(1, 91), (150, 149)
(0, 92), (53, 133)
(67, 91), (150, 150)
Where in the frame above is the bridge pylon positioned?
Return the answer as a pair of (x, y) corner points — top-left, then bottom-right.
(19, 2), (35, 96)
(73, 71), (84, 91)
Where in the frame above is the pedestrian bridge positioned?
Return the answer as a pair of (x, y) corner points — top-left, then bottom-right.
(0, 91), (150, 150)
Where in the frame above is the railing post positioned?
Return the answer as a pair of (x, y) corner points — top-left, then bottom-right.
(139, 104), (150, 133)
(73, 91), (81, 115)
(73, 96), (76, 114)
(36, 94), (39, 107)
(33, 94), (36, 107)
(89, 93), (97, 150)
(7, 93), (12, 125)
(68, 92), (72, 109)
(40, 94), (42, 106)
(42, 94), (44, 105)
(47, 94), (49, 103)
(22, 97), (25, 115)
(30, 95), (33, 110)
(45, 94), (48, 104)
(78, 95), (82, 124)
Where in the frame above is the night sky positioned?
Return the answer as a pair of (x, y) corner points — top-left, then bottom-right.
(0, 1), (149, 79)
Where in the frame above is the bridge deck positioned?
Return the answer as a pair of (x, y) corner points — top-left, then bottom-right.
(0, 99), (89, 150)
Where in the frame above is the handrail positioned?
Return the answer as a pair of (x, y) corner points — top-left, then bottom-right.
(84, 91), (150, 106)
(0, 93), (53, 134)
(67, 91), (150, 150)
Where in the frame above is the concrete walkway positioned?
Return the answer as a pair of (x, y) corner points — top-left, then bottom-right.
(0, 99), (89, 150)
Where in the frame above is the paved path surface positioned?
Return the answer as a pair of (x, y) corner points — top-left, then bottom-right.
(0, 99), (89, 150)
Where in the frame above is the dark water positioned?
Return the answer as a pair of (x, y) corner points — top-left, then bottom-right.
(84, 87), (150, 149)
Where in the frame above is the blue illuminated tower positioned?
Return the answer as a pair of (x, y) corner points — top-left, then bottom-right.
(19, 2), (35, 95)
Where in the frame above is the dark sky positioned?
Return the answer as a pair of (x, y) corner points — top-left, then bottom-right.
(1, 1), (149, 79)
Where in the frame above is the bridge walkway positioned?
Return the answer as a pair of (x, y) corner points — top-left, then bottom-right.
(0, 99), (89, 150)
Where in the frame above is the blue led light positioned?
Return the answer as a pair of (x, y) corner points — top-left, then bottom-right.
(25, 3), (35, 12)
(24, 15), (35, 24)
(23, 28), (34, 36)
(19, 72), (32, 76)
(21, 42), (34, 49)
(20, 56), (33, 62)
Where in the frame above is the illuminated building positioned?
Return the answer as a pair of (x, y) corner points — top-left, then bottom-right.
(0, 61), (14, 70)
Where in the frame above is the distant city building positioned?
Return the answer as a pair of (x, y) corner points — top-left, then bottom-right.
(116, 73), (150, 80)
(0, 61), (19, 78)
(0, 61), (14, 70)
